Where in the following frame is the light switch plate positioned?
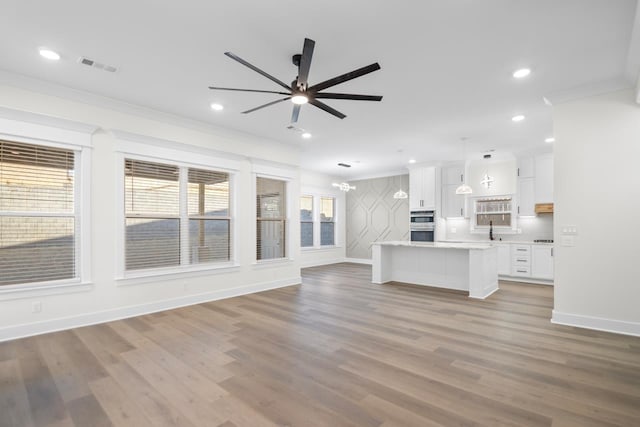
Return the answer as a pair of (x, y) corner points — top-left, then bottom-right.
(561, 235), (575, 247)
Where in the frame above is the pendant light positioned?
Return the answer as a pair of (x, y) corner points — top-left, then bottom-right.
(393, 189), (408, 199)
(455, 138), (473, 195)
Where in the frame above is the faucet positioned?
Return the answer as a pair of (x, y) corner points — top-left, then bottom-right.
(489, 220), (494, 241)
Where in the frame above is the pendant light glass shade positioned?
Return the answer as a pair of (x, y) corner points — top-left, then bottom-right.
(455, 183), (473, 195)
(393, 189), (408, 199)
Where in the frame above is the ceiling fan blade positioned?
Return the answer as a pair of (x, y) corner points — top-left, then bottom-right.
(308, 63), (381, 92)
(208, 86), (291, 95)
(314, 93), (383, 101)
(224, 52), (292, 91)
(309, 99), (346, 119)
(296, 38), (315, 89)
(291, 104), (301, 123)
(242, 97), (291, 114)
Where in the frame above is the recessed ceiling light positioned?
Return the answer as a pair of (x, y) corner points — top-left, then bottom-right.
(408, 159), (416, 164)
(545, 137), (555, 143)
(291, 94), (308, 105)
(39, 48), (60, 61)
(210, 103), (224, 111)
(512, 68), (531, 79)
(301, 132), (312, 139)
(512, 114), (525, 122)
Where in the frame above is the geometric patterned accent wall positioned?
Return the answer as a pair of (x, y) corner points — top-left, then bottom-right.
(346, 174), (410, 259)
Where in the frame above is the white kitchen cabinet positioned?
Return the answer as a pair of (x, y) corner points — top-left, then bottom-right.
(496, 244), (510, 275)
(531, 245), (554, 279)
(441, 164), (466, 217)
(517, 156), (534, 178)
(517, 177), (535, 216)
(409, 166), (436, 211)
(535, 154), (554, 203)
(443, 164), (465, 185)
(511, 244), (531, 277)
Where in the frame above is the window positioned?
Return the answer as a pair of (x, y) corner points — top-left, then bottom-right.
(0, 140), (78, 286)
(320, 197), (335, 246)
(188, 168), (230, 263)
(474, 197), (513, 228)
(124, 159), (231, 272)
(256, 177), (286, 260)
(300, 195), (313, 247)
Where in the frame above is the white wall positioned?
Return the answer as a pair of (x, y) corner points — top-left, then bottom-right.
(552, 89), (640, 336)
(299, 170), (346, 267)
(0, 84), (304, 341)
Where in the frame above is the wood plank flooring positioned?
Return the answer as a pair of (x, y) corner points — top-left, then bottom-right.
(1, 263), (640, 426)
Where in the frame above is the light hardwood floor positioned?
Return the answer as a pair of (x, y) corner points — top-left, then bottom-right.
(1, 263), (640, 426)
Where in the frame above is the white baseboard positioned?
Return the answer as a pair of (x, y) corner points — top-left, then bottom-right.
(0, 277), (301, 343)
(344, 257), (372, 265)
(551, 310), (640, 337)
(499, 276), (554, 286)
(300, 258), (345, 268)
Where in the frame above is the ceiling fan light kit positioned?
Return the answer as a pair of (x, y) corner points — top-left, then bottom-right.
(209, 38), (383, 123)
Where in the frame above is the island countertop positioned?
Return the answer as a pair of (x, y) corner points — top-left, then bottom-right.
(372, 241), (493, 250)
(372, 241), (498, 299)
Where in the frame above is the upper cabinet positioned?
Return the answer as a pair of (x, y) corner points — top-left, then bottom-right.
(517, 156), (535, 179)
(441, 164), (466, 218)
(517, 177), (535, 216)
(409, 166), (436, 211)
(534, 154), (554, 203)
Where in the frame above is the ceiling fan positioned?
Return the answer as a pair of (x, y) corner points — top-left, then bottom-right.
(209, 38), (382, 123)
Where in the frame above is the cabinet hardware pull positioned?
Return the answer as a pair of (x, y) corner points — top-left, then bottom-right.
(460, 173), (463, 183)
(551, 248), (554, 256)
(517, 269), (527, 273)
(460, 208), (463, 216)
(517, 248), (527, 251)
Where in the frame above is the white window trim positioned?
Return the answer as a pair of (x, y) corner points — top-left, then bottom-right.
(300, 194), (314, 249)
(252, 165), (296, 265)
(469, 195), (518, 234)
(0, 111), (94, 295)
(114, 146), (239, 282)
(299, 189), (342, 251)
(253, 174), (292, 264)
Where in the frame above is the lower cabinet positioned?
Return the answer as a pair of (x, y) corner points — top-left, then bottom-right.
(531, 245), (554, 279)
(495, 243), (554, 281)
(496, 244), (510, 275)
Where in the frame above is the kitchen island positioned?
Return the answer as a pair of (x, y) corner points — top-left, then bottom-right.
(371, 241), (498, 299)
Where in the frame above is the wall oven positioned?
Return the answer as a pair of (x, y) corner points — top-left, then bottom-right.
(410, 210), (435, 242)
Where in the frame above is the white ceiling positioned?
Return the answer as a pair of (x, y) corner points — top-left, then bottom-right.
(0, 0), (638, 178)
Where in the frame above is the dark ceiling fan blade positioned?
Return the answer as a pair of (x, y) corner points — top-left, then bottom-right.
(309, 99), (346, 119)
(308, 63), (381, 93)
(296, 38), (315, 89)
(314, 93), (383, 101)
(208, 86), (291, 95)
(242, 97), (291, 114)
(224, 52), (292, 91)
(291, 104), (301, 123)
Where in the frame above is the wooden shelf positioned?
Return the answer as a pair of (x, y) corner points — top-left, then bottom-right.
(535, 203), (554, 214)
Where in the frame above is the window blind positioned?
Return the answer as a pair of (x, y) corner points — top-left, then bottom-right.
(188, 168), (230, 263)
(256, 177), (286, 260)
(125, 159), (180, 270)
(0, 140), (76, 286)
(300, 195), (313, 247)
(320, 197), (335, 246)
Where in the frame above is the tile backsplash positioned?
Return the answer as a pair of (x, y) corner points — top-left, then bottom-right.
(444, 214), (553, 242)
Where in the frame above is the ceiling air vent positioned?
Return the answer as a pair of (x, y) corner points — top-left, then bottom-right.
(78, 56), (118, 73)
(337, 163), (351, 168)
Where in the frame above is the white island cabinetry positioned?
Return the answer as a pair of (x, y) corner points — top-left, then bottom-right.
(372, 241), (498, 299)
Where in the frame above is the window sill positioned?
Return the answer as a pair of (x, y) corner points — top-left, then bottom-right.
(301, 245), (342, 252)
(0, 280), (94, 302)
(252, 258), (294, 268)
(117, 262), (241, 287)
(470, 228), (518, 235)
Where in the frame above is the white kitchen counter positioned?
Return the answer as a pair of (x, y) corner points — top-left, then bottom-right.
(372, 240), (498, 299)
